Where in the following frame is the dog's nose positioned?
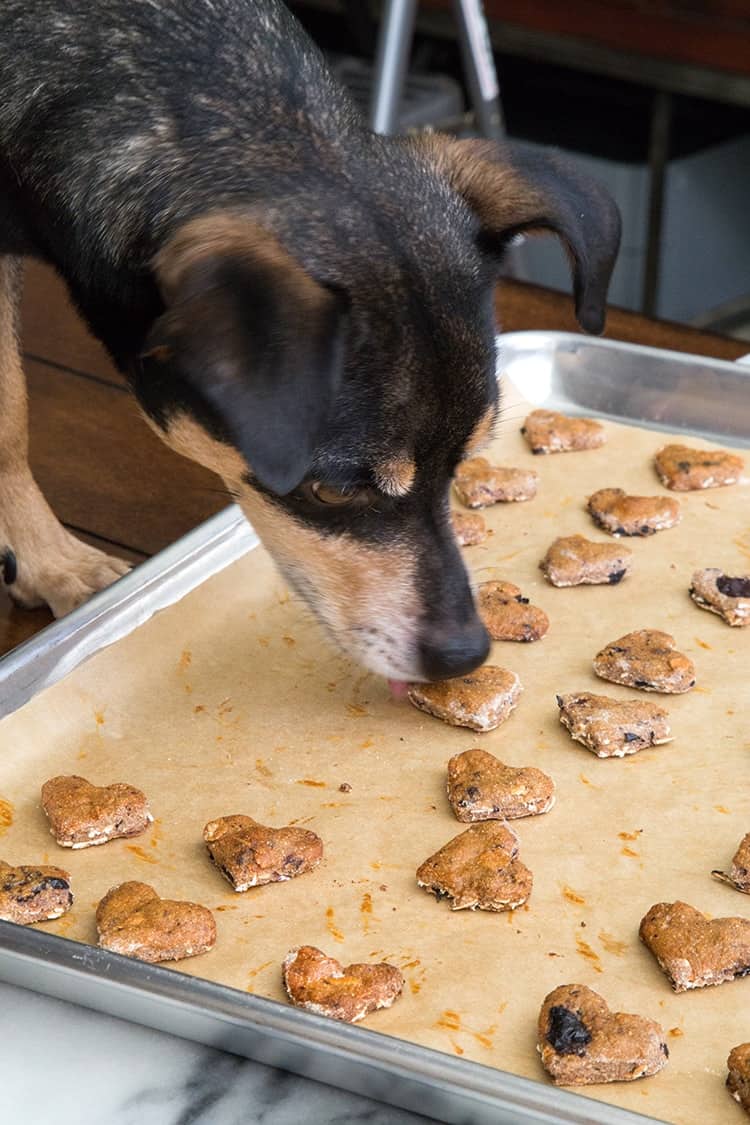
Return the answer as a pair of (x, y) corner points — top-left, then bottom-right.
(419, 619), (491, 681)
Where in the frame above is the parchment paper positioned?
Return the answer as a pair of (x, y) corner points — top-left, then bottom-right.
(2, 386), (749, 1124)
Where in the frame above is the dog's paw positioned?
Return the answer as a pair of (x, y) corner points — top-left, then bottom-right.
(5, 530), (130, 618)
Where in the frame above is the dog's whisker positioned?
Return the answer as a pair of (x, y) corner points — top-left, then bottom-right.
(182, 484), (237, 501)
(495, 408), (530, 423)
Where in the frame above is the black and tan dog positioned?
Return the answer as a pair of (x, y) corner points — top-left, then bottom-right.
(0, 0), (619, 684)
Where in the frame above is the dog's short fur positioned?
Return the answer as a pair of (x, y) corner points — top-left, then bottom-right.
(0, 0), (620, 680)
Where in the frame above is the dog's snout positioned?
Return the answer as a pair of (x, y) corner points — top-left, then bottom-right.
(419, 618), (490, 681)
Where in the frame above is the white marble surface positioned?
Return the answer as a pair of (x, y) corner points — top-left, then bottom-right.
(0, 981), (438, 1124)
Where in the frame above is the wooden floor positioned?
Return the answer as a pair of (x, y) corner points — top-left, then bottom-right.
(3, 259), (745, 659)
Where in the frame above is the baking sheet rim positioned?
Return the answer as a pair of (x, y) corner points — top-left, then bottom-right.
(0, 504), (257, 721)
(0, 920), (660, 1125)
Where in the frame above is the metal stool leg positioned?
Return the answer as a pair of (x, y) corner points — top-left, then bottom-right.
(369, 0), (418, 135)
(641, 89), (672, 317)
(370, 0), (504, 141)
(454, 1), (526, 277)
(452, 0), (505, 140)
(369, 0), (524, 279)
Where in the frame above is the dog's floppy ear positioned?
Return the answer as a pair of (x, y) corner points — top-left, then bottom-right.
(417, 136), (621, 335)
(143, 215), (348, 494)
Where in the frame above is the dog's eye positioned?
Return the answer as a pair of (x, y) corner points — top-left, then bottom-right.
(309, 481), (361, 506)
(292, 480), (375, 511)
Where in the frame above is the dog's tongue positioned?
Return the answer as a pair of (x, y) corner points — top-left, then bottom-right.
(387, 679), (410, 699)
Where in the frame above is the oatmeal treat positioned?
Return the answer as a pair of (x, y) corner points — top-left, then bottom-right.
(416, 821), (532, 911)
(477, 581), (549, 642)
(282, 945), (403, 1024)
(593, 630), (695, 694)
(41, 774), (152, 849)
(713, 833), (750, 894)
(538, 984), (668, 1086)
(0, 861), (72, 925)
(407, 666), (522, 732)
(689, 568), (750, 627)
(521, 409), (606, 454)
(540, 535), (633, 587)
(445, 751), (557, 823)
(451, 510), (488, 547)
(587, 488), (681, 537)
(639, 900), (750, 992)
(96, 881), (216, 963)
(203, 814), (323, 891)
(453, 457), (538, 508)
(655, 443), (744, 491)
(447, 748), (555, 821)
(556, 692), (672, 758)
(727, 1044), (750, 1115)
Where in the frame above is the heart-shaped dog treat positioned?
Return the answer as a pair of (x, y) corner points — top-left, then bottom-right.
(453, 457), (538, 508)
(451, 510), (488, 546)
(540, 535), (633, 587)
(478, 581), (549, 642)
(727, 1044), (750, 1114)
(556, 692), (672, 757)
(690, 568), (750, 627)
(41, 774), (152, 848)
(639, 900), (750, 991)
(655, 443), (744, 491)
(521, 409), (606, 454)
(0, 861), (72, 925)
(408, 666), (522, 732)
(282, 945), (403, 1023)
(96, 881), (216, 963)
(203, 814), (323, 891)
(447, 749), (555, 821)
(713, 833), (750, 894)
(593, 630), (696, 694)
(416, 821), (532, 911)
(587, 488), (681, 537)
(538, 984), (668, 1086)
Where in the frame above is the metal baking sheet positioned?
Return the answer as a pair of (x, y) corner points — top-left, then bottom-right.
(1, 331), (748, 1125)
(497, 331), (750, 448)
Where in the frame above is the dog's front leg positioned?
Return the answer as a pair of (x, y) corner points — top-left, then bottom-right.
(0, 256), (130, 617)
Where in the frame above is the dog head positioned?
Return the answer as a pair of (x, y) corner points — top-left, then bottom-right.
(134, 137), (620, 683)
